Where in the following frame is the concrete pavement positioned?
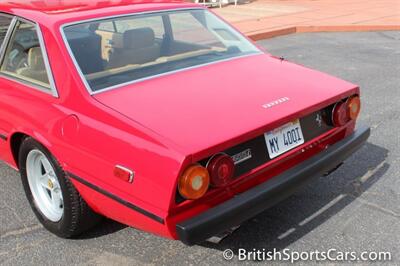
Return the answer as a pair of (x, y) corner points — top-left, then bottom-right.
(213, 0), (400, 39)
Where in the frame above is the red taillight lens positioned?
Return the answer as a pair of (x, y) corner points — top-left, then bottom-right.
(332, 101), (349, 127)
(332, 95), (361, 127)
(178, 164), (210, 200)
(206, 154), (235, 187)
(346, 96), (361, 120)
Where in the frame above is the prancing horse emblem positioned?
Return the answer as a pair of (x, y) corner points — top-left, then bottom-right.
(316, 113), (323, 127)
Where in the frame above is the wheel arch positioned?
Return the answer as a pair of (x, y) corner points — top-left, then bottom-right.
(9, 131), (54, 169)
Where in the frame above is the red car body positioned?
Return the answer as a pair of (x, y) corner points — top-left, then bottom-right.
(0, 0), (369, 244)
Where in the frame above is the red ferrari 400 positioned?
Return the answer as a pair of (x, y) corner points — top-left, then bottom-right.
(0, 1), (369, 245)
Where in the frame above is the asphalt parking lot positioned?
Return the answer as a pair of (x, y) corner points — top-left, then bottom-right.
(1, 31), (399, 265)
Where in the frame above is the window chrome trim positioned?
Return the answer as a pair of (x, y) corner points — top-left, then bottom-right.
(36, 23), (59, 97)
(59, 7), (262, 95)
(92, 53), (261, 95)
(0, 15), (17, 65)
(0, 17), (59, 98)
(0, 72), (52, 95)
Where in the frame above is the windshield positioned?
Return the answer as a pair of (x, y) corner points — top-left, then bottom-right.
(63, 9), (260, 93)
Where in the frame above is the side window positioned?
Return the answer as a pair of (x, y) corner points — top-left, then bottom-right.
(0, 20), (50, 88)
(0, 15), (13, 50)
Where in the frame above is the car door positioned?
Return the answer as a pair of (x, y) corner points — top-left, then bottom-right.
(0, 16), (57, 163)
(0, 14), (15, 161)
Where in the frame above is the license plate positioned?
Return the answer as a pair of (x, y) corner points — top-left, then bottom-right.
(264, 119), (304, 159)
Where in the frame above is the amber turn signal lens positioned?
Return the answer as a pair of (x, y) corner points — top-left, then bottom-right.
(178, 164), (210, 200)
(347, 96), (361, 120)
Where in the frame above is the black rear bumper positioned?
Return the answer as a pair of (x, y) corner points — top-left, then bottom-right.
(176, 126), (370, 245)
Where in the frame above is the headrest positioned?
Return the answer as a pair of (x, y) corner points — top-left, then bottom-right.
(28, 47), (45, 71)
(123, 27), (155, 49)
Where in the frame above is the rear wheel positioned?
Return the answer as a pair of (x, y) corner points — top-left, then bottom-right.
(19, 137), (101, 238)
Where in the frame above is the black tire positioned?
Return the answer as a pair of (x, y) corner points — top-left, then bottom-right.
(19, 137), (101, 238)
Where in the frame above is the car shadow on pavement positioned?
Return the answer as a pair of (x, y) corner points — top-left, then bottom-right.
(200, 142), (389, 252)
(79, 218), (128, 239)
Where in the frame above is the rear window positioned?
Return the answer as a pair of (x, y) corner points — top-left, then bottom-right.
(63, 9), (260, 93)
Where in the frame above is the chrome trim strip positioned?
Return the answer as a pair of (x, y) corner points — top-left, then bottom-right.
(59, 7), (262, 95)
(67, 171), (164, 224)
(36, 24), (59, 98)
(0, 72), (54, 95)
(92, 53), (261, 95)
(0, 16), (17, 65)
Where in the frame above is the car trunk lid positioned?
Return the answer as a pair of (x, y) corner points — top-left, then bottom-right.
(94, 54), (358, 157)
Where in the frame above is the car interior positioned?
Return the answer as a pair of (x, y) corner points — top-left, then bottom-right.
(0, 21), (50, 88)
(16, 47), (48, 84)
(63, 11), (244, 90)
(66, 26), (225, 74)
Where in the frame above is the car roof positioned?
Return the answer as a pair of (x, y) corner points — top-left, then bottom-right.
(1, 0), (200, 26)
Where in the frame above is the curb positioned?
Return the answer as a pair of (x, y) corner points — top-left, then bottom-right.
(247, 25), (400, 41)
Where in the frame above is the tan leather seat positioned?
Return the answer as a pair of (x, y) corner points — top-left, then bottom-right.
(108, 27), (160, 69)
(17, 47), (49, 85)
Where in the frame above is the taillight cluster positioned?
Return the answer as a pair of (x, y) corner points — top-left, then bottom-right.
(331, 95), (361, 127)
(178, 154), (235, 200)
(178, 95), (361, 200)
